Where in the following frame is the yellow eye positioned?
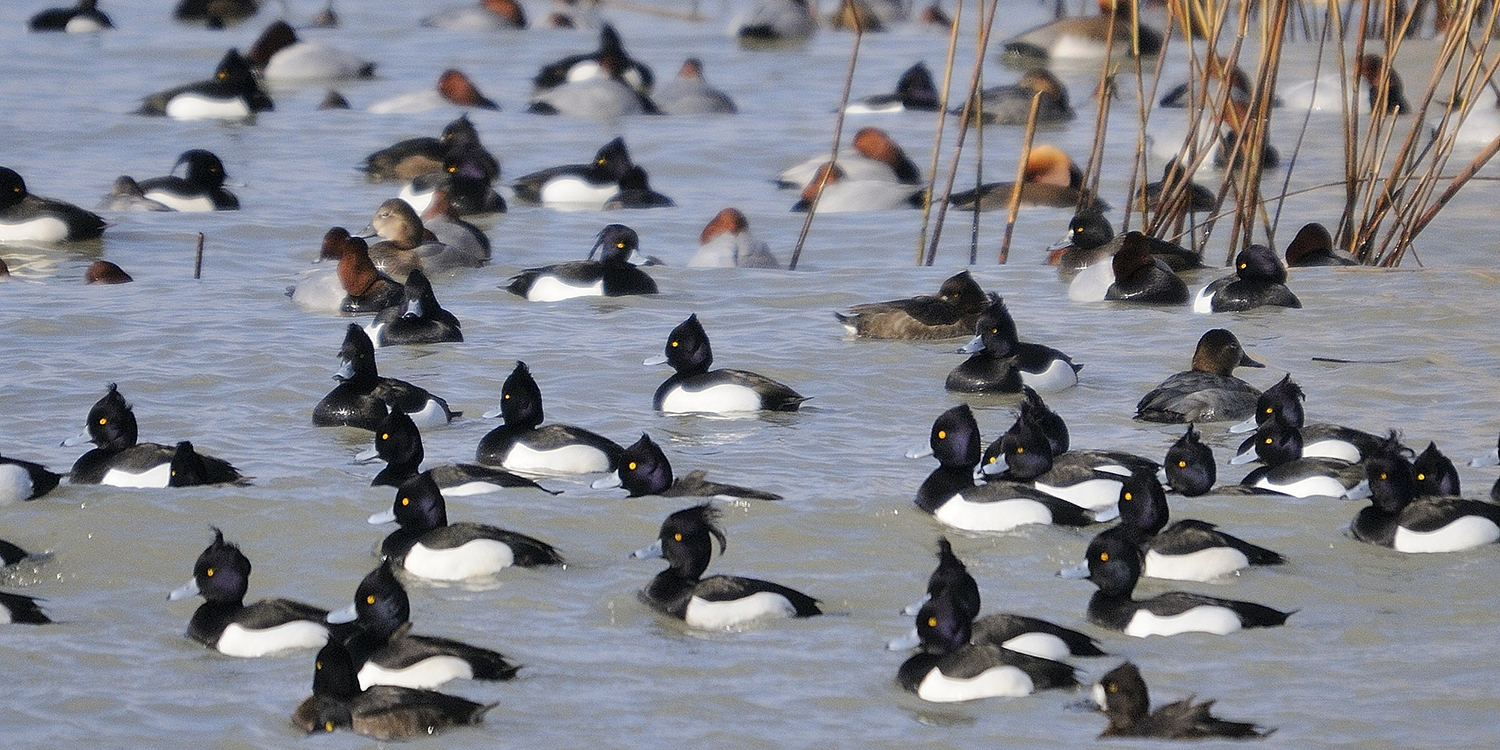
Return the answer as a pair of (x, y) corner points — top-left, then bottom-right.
(1099, 552), (1110, 562)
(316, 661), (322, 670)
(217, 71), (227, 80)
(171, 470), (177, 477)
(503, 394), (510, 400)
(1178, 461), (1187, 468)
(990, 328), (999, 334)
(987, 456), (996, 464)
(1239, 263), (1247, 270)
(628, 462), (637, 471)
(927, 617), (937, 627)
(1264, 407), (1273, 414)
(366, 595), (375, 604)
(1123, 492), (1133, 501)
(937, 430), (946, 440)
(448, 165), (457, 173)
(401, 497), (410, 506)
(670, 341), (679, 348)
(616, 242), (625, 249)
(1264, 437), (1273, 444)
(1379, 472), (1388, 480)
(99, 418), (108, 425)
(324, 721), (335, 732)
(1016, 446), (1024, 454)
(673, 533), (682, 542)
(596, 158), (606, 165)
(1108, 682), (1118, 693)
(206, 568), (215, 577)
(1416, 473), (1426, 481)
(380, 433), (389, 441)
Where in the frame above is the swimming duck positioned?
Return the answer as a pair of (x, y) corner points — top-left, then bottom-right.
(845, 62), (939, 114)
(0, 166), (106, 243)
(328, 561), (519, 690)
(1412, 442), (1461, 497)
(1353, 434), (1500, 553)
(647, 314), (807, 414)
(65, 383), (242, 487)
(1002, 0), (1163, 62)
(361, 408), (552, 496)
(778, 127), (922, 189)
(313, 324), (459, 430)
(28, 0), (113, 32)
(962, 68), (1074, 126)
(420, 187), (491, 263)
(1281, 53), (1410, 115)
(688, 208), (780, 268)
(292, 640), (494, 740)
(400, 151), (506, 219)
(364, 269), (462, 348)
(505, 223), (658, 301)
(130, 150), (238, 212)
(736, 0), (818, 45)
(656, 58), (738, 115)
(897, 584), (1080, 702)
(1283, 221), (1358, 266)
(1235, 415), (1368, 498)
(512, 137), (635, 208)
(362, 115), (497, 184)
(97, 176), (170, 212)
(891, 538), (1105, 660)
(1109, 472), (1284, 581)
(173, 0), (259, 25)
(981, 412), (1157, 517)
(84, 260), (133, 284)
(368, 473), (562, 580)
(168, 528), (342, 657)
(1228, 375), (1382, 464)
(947, 297), (1081, 393)
(1160, 424), (1215, 496)
(421, 0), (526, 30)
(633, 503), (820, 629)
(1050, 210), (1202, 283)
(790, 163), (925, 212)
(1080, 526), (1292, 637)
(1092, 662), (1271, 739)
(527, 47), (660, 119)
(949, 145), (1099, 211)
(533, 24), (653, 95)
(0, 451), (61, 503)
(836, 270), (988, 340)
(139, 49), (273, 120)
(604, 166), (675, 209)
(1135, 329), (1263, 423)
(537, 23), (654, 92)
(323, 232), (404, 315)
(1192, 244), (1301, 313)
(912, 405), (1097, 532)
(1102, 233), (1190, 304)
(368, 69), (498, 114)
(0, 590), (49, 624)
(244, 20), (375, 82)
(591, 433), (782, 500)
(476, 361), (623, 475)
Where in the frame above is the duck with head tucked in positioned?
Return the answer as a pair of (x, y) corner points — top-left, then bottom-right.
(778, 127), (922, 190)
(962, 68), (1074, 126)
(368, 473), (562, 581)
(1092, 662), (1271, 739)
(364, 269), (462, 348)
(948, 145), (1100, 211)
(476, 361), (623, 475)
(168, 528), (344, 657)
(591, 433), (781, 500)
(368, 69), (499, 114)
(633, 503), (820, 629)
(0, 450), (61, 504)
(28, 0), (113, 32)
(244, 19), (375, 82)
(1135, 329), (1263, 423)
(363, 115), (497, 184)
(647, 314), (806, 414)
(1103, 233), (1190, 305)
(1283, 221), (1358, 266)
(689, 208), (780, 268)
(845, 62), (939, 114)
(533, 24), (654, 96)
(292, 639), (494, 741)
(836, 270), (988, 340)
(1002, 0), (1162, 62)
(506, 223), (658, 301)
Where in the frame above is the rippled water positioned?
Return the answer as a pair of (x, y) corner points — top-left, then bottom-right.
(3, 2), (1500, 748)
